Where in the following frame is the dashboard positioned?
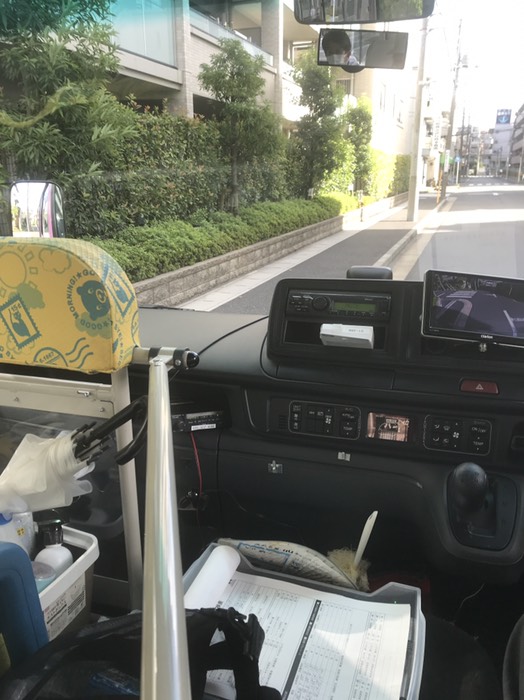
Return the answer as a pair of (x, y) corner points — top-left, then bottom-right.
(136, 276), (524, 584)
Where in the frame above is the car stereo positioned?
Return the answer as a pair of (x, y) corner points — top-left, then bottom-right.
(422, 270), (524, 348)
(267, 278), (414, 364)
(285, 290), (391, 321)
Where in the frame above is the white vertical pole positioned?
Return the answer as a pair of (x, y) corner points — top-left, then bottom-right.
(112, 368), (143, 610)
(407, 16), (429, 221)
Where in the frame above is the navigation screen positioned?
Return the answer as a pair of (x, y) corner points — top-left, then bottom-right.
(366, 413), (410, 442)
(422, 270), (524, 347)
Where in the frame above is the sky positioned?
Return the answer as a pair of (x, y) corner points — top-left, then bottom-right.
(426, 0), (524, 130)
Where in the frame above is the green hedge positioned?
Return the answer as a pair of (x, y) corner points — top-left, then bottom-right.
(64, 163), (229, 238)
(369, 150), (411, 200)
(62, 112), (296, 238)
(89, 194), (364, 282)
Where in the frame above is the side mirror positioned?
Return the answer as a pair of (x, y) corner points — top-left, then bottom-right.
(295, 0), (435, 24)
(10, 181), (66, 238)
(318, 29), (409, 71)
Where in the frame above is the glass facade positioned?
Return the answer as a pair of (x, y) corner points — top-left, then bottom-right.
(111, 0), (176, 66)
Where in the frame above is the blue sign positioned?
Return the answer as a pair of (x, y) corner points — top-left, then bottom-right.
(496, 109), (511, 124)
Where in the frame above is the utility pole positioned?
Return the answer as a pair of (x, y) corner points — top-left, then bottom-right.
(440, 20), (462, 201)
(407, 16), (429, 221)
(457, 108), (465, 183)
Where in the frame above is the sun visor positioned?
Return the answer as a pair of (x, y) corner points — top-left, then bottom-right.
(0, 238), (140, 373)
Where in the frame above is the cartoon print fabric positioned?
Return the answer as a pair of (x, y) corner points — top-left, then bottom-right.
(0, 239), (140, 373)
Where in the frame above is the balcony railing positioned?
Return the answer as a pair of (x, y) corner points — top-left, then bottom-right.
(190, 9), (273, 67)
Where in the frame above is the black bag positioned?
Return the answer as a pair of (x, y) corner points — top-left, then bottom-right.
(186, 607), (280, 700)
(0, 608), (281, 699)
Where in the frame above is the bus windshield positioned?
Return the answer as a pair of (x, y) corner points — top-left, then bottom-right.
(1, 0), (523, 314)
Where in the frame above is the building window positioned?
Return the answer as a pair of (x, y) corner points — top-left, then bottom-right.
(397, 98), (404, 125)
(112, 0), (176, 66)
(336, 79), (353, 96)
(379, 83), (386, 112)
(291, 41), (315, 65)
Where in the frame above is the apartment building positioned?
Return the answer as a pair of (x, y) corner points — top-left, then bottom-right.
(509, 105), (524, 181)
(488, 122), (512, 176)
(107, 0), (420, 157)
(109, 0), (318, 125)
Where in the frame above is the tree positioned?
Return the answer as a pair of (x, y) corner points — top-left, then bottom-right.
(318, 138), (356, 195)
(288, 47), (347, 197)
(346, 97), (373, 193)
(198, 39), (284, 213)
(0, 0), (137, 186)
(378, 0), (426, 21)
(0, 1), (112, 37)
(294, 47), (343, 120)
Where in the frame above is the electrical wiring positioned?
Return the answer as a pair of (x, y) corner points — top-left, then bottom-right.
(190, 431), (203, 497)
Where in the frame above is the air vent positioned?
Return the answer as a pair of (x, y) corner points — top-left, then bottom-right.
(278, 414), (288, 430)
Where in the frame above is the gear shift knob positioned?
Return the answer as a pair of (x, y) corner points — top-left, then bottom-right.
(449, 462), (489, 513)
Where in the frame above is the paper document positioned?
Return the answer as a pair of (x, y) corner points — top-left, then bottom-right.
(218, 537), (357, 588)
(185, 546), (412, 700)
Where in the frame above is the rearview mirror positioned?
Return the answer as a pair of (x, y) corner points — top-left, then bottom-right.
(295, 0), (435, 24)
(318, 29), (409, 71)
(10, 181), (66, 238)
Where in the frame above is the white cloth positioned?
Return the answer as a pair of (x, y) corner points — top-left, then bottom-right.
(0, 433), (93, 514)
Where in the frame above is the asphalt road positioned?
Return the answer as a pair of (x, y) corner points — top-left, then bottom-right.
(401, 178), (524, 281)
(201, 177), (524, 315)
(213, 194), (437, 314)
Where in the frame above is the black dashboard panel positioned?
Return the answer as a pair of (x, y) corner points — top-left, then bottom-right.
(138, 277), (524, 582)
(259, 278), (524, 472)
(267, 278), (414, 364)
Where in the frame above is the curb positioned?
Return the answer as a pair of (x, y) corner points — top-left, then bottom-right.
(375, 196), (447, 269)
(134, 193), (408, 307)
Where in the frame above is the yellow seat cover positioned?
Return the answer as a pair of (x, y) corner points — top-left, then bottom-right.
(0, 238), (140, 373)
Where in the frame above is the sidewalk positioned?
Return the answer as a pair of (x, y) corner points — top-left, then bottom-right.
(180, 192), (440, 311)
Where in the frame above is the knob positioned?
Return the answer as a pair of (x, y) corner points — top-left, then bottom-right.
(449, 462), (489, 513)
(312, 295), (329, 311)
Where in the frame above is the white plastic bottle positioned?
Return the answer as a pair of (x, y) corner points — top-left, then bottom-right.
(34, 522), (73, 577)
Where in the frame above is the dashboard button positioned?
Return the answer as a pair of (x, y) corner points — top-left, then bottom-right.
(460, 380), (499, 395)
(467, 439), (489, 454)
(340, 424), (358, 438)
(312, 295), (329, 311)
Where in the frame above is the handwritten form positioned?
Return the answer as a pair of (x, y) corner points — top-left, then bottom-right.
(195, 563), (411, 700)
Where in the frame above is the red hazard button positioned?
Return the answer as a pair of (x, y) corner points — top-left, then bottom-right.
(460, 379), (499, 395)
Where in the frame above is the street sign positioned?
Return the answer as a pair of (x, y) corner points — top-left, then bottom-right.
(496, 109), (511, 124)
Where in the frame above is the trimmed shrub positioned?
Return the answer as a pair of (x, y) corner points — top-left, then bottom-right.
(390, 154), (411, 196)
(65, 162), (229, 238)
(369, 150), (411, 200)
(89, 195), (355, 282)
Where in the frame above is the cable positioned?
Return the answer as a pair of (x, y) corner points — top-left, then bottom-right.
(196, 316), (268, 357)
(453, 582), (485, 624)
(208, 489), (306, 545)
(186, 434), (303, 541)
(168, 367), (180, 387)
(189, 431), (203, 497)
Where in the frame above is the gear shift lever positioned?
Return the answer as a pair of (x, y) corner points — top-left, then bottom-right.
(447, 462), (517, 550)
(448, 461), (489, 513)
